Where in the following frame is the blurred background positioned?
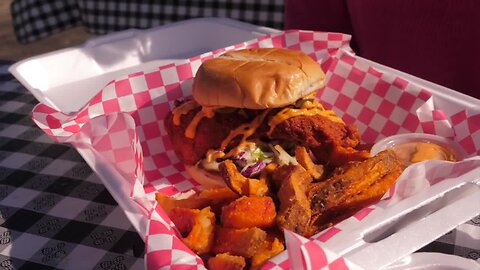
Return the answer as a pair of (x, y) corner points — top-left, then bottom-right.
(1, 0), (477, 98)
(0, 0), (283, 61)
(0, 0), (91, 61)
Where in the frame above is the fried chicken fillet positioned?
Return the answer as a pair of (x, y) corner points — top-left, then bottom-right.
(269, 114), (369, 166)
(166, 105), (369, 168)
(165, 103), (255, 165)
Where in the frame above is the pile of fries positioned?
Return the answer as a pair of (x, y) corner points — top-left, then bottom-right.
(156, 145), (403, 269)
(156, 169), (285, 269)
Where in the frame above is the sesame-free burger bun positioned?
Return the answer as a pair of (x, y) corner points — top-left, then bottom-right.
(192, 48), (325, 109)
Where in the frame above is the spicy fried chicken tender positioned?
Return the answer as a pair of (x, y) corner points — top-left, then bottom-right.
(165, 103), (253, 165)
(270, 115), (369, 166)
(269, 114), (358, 148)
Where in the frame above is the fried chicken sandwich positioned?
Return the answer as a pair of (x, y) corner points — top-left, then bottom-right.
(165, 48), (369, 187)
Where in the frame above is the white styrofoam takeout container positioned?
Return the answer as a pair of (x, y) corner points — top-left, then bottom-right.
(9, 17), (480, 269)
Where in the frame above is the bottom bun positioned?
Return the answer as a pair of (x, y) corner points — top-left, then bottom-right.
(184, 165), (226, 188)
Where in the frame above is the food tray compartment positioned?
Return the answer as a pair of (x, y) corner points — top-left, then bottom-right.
(11, 18), (480, 269)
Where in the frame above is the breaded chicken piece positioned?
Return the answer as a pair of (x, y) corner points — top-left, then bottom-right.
(269, 114), (360, 149)
(164, 101), (253, 165)
(269, 115), (369, 166)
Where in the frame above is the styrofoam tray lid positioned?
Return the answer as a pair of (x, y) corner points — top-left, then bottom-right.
(9, 17), (280, 114)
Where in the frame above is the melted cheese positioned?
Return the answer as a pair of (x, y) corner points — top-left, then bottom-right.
(205, 110), (270, 162)
(185, 106), (216, 139)
(172, 100), (199, 125)
(300, 99), (320, 109)
(267, 101), (344, 136)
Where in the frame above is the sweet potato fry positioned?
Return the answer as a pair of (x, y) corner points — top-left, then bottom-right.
(308, 150), (404, 232)
(222, 196), (276, 229)
(295, 146), (325, 181)
(156, 187), (239, 215)
(251, 235), (285, 268)
(275, 165), (314, 236)
(208, 253), (246, 270)
(270, 164), (293, 190)
(171, 207), (216, 255)
(259, 162), (278, 183)
(155, 193), (210, 214)
(185, 207), (216, 254)
(219, 160), (269, 197)
(197, 187), (239, 202)
(198, 187), (240, 213)
(168, 207), (200, 236)
(213, 227), (267, 258)
(327, 145), (371, 166)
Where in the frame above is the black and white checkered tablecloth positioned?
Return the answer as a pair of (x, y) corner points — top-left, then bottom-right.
(0, 61), (144, 269)
(1, 58), (479, 269)
(10, 0), (285, 44)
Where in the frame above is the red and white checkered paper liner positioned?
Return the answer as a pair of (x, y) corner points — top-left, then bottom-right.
(31, 30), (480, 269)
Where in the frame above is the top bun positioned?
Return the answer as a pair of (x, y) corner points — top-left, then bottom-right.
(192, 48), (325, 109)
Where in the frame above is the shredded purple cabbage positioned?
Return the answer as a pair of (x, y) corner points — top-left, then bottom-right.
(232, 151), (248, 168)
(241, 161), (267, 178)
